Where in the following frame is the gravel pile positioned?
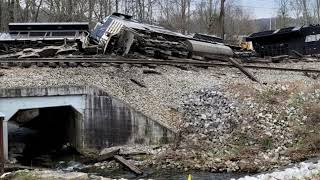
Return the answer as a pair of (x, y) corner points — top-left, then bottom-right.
(182, 88), (240, 143)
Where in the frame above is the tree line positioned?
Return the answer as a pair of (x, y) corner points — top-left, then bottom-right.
(276, 0), (320, 28)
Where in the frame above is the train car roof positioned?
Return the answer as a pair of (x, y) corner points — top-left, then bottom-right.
(109, 14), (190, 39)
(9, 22), (89, 31)
(0, 33), (12, 40)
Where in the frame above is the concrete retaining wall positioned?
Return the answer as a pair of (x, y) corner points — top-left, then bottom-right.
(84, 95), (171, 150)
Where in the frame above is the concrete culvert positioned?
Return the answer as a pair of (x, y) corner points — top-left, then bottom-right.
(8, 106), (82, 167)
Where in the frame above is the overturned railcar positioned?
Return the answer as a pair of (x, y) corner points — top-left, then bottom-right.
(0, 22), (89, 55)
(89, 13), (234, 58)
(247, 25), (320, 57)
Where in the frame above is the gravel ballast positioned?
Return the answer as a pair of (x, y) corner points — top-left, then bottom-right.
(0, 63), (315, 126)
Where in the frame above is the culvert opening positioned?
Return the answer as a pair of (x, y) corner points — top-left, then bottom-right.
(8, 106), (82, 167)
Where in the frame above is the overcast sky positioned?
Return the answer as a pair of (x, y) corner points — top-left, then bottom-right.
(240, 0), (277, 19)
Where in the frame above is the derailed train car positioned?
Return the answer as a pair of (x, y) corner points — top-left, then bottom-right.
(89, 13), (234, 58)
(247, 24), (320, 57)
(0, 22), (89, 56)
(0, 13), (234, 59)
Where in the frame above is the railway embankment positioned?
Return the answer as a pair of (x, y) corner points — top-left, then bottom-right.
(1, 62), (320, 179)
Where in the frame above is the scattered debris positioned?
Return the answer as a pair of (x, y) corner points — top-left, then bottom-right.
(82, 148), (120, 164)
(142, 69), (162, 75)
(227, 58), (260, 83)
(292, 50), (304, 58)
(113, 155), (143, 175)
(174, 65), (189, 71)
(271, 55), (289, 63)
(304, 72), (320, 79)
(130, 78), (146, 88)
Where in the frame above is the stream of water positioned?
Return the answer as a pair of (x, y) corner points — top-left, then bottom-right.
(79, 166), (250, 180)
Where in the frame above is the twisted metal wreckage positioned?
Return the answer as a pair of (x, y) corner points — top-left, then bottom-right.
(0, 13), (234, 59)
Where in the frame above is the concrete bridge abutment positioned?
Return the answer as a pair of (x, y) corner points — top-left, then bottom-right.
(0, 86), (174, 160)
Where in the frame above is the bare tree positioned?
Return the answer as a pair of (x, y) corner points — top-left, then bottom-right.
(301, 0), (310, 24)
(276, 0), (290, 28)
(315, 0), (320, 22)
(219, 0), (226, 39)
(9, 0), (15, 23)
(0, 0), (256, 40)
(0, 0), (2, 30)
(116, 0), (119, 12)
(290, 0), (303, 25)
(89, 0), (94, 25)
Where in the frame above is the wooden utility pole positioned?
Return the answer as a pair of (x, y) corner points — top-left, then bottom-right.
(219, 0), (226, 39)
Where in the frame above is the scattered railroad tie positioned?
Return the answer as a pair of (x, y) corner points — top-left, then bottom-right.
(271, 55), (289, 63)
(143, 69), (162, 75)
(174, 65), (189, 70)
(0, 66), (9, 70)
(82, 148), (120, 164)
(113, 155), (143, 175)
(130, 78), (146, 88)
(144, 64), (157, 69)
(303, 72), (320, 80)
(82, 148), (143, 175)
(292, 50), (304, 58)
(227, 58), (260, 83)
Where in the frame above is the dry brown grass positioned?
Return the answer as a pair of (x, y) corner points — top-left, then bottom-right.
(227, 81), (307, 105)
(303, 102), (320, 125)
(226, 83), (258, 100)
(288, 125), (320, 162)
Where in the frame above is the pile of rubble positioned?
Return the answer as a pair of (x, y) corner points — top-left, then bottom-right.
(149, 81), (320, 172)
(181, 88), (240, 144)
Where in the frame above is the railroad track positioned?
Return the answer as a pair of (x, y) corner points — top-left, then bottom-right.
(1, 57), (320, 73)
